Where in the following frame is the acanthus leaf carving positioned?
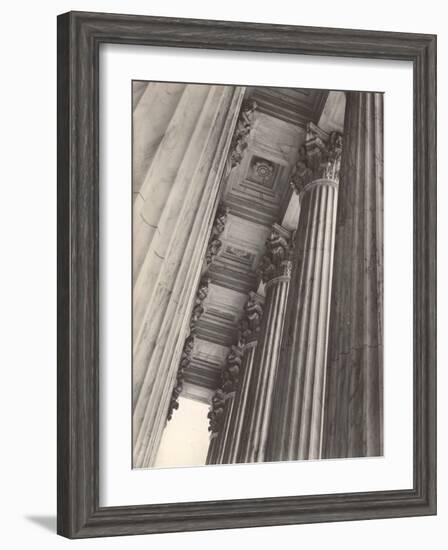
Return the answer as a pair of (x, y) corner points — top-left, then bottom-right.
(207, 389), (226, 434)
(166, 333), (195, 421)
(208, 341), (245, 434)
(238, 291), (264, 343)
(190, 276), (211, 330)
(167, 274), (210, 421)
(205, 203), (229, 266)
(257, 224), (293, 284)
(290, 122), (343, 195)
(229, 99), (257, 168)
(207, 291), (264, 434)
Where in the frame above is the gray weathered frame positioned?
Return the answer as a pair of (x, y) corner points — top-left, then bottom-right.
(57, 10), (437, 538)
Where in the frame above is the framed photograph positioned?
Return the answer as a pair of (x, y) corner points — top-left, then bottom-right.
(57, 11), (437, 538)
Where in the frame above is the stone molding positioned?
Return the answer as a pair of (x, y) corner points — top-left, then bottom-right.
(300, 177), (338, 195)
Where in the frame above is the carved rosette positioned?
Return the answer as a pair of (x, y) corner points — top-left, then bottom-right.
(256, 224), (293, 285)
(290, 122), (343, 195)
(205, 203), (229, 266)
(229, 99), (258, 168)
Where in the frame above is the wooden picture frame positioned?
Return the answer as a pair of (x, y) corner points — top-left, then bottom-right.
(57, 10), (437, 538)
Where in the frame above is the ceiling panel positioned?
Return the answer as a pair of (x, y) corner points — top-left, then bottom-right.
(250, 87), (329, 128)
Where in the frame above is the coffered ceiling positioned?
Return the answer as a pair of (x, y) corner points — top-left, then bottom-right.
(224, 110), (305, 227)
(184, 86), (332, 401)
(250, 87), (328, 128)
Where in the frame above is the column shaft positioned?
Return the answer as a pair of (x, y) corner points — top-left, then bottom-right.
(220, 342), (257, 463)
(322, 92), (383, 459)
(210, 394), (235, 465)
(266, 123), (342, 462)
(206, 291), (263, 465)
(238, 275), (290, 463)
(233, 225), (292, 463)
(268, 182), (337, 460)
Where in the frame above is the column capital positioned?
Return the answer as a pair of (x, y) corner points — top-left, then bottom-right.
(290, 121), (343, 194)
(238, 291), (264, 344)
(257, 224), (293, 285)
(208, 340), (245, 434)
(244, 339), (258, 349)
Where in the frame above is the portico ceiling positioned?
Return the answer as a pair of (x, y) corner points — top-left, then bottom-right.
(250, 87), (328, 128)
(184, 87), (327, 401)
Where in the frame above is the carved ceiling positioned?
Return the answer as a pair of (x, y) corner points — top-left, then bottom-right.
(249, 87), (328, 128)
(223, 110), (305, 226)
(184, 87), (329, 399)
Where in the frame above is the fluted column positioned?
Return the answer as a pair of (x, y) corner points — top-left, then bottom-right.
(322, 92), (383, 459)
(266, 123), (342, 462)
(221, 340), (258, 463)
(133, 85), (248, 468)
(236, 226), (292, 463)
(206, 291), (264, 465)
(209, 392), (235, 465)
(206, 339), (246, 465)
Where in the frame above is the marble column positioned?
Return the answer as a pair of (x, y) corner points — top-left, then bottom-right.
(221, 340), (258, 463)
(133, 84), (246, 468)
(206, 340), (246, 465)
(236, 225), (292, 464)
(206, 291), (264, 465)
(322, 92), (383, 459)
(266, 123), (343, 462)
(208, 393), (235, 465)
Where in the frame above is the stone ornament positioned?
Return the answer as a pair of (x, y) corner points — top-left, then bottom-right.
(207, 389), (226, 433)
(205, 204), (229, 266)
(248, 157), (275, 186)
(290, 122), (343, 194)
(208, 342), (245, 434)
(208, 291), (264, 434)
(221, 343), (245, 394)
(238, 291), (264, 342)
(166, 334), (195, 421)
(229, 99), (258, 168)
(167, 274), (211, 420)
(257, 224), (293, 284)
(190, 277), (211, 330)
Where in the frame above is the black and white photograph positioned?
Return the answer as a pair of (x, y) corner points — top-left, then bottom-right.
(132, 82), (384, 469)
(0, 0), (442, 544)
